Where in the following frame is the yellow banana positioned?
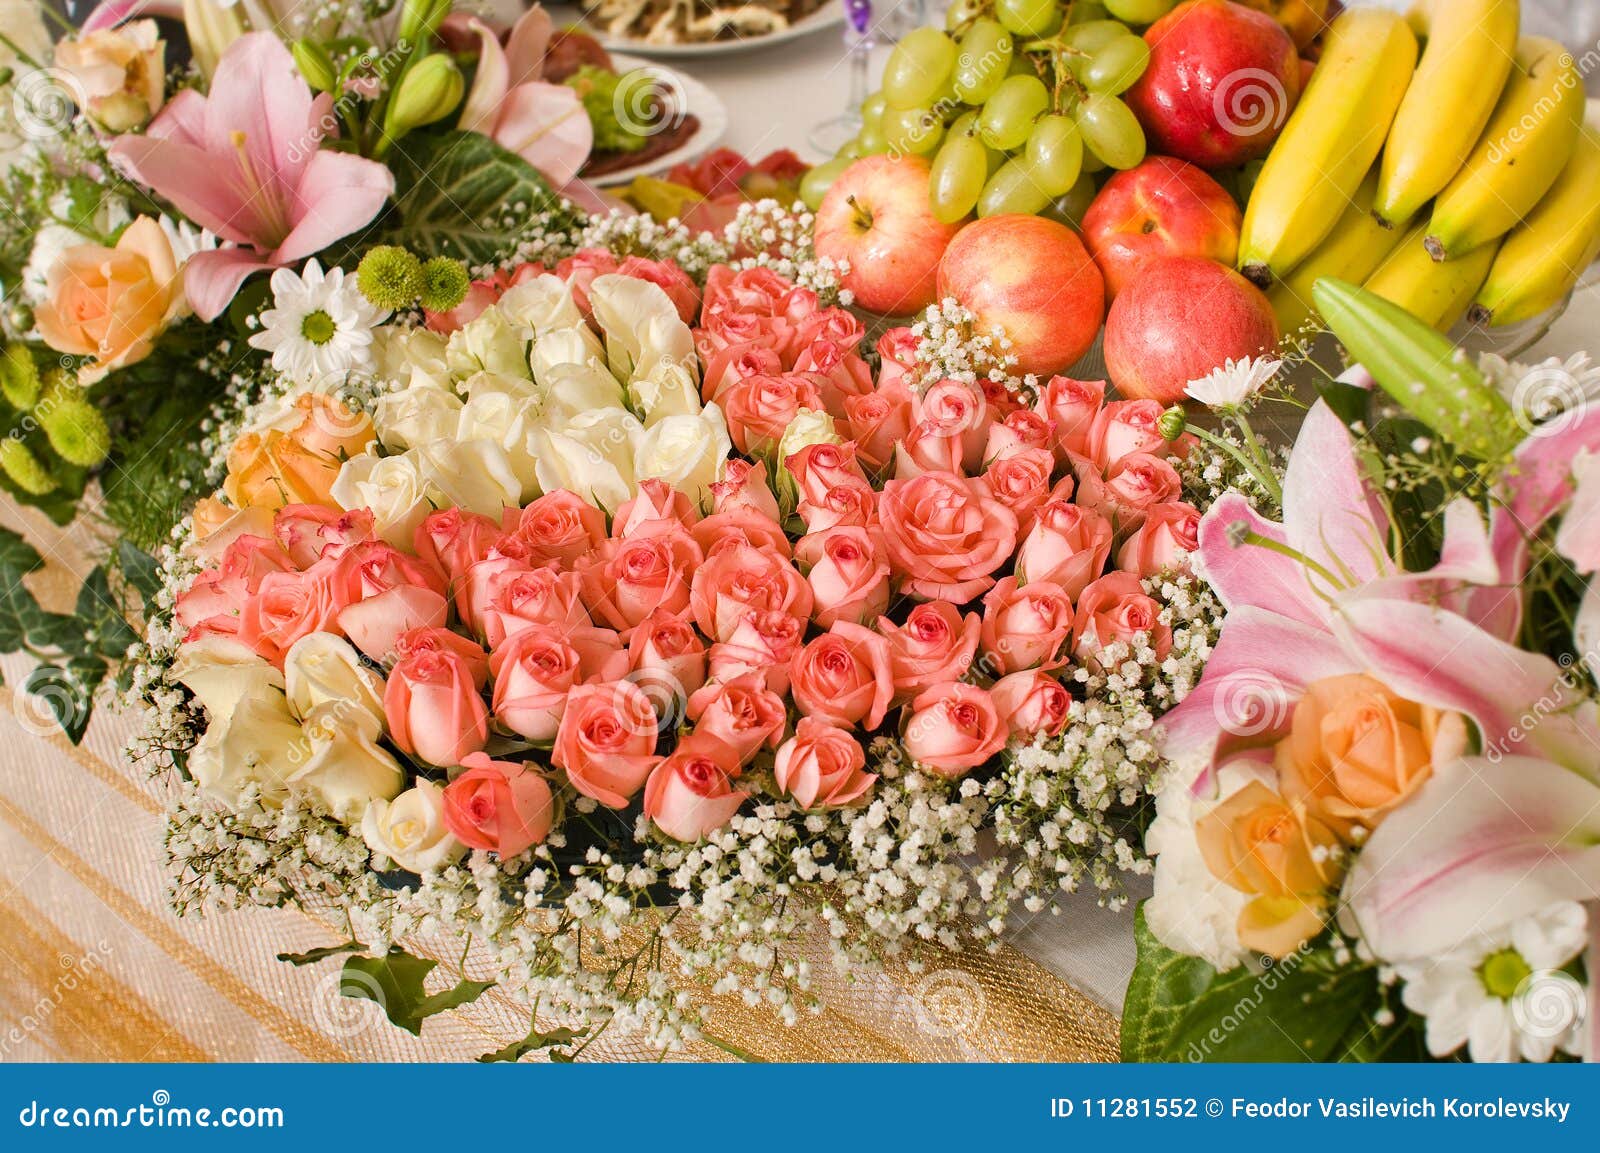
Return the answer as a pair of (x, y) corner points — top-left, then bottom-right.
(1268, 171), (1412, 334)
(1375, 0), (1520, 226)
(1238, 8), (1417, 288)
(1426, 37), (1584, 261)
(1364, 223), (1500, 332)
(1473, 113), (1600, 327)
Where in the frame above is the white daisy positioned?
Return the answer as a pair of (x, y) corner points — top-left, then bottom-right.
(248, 260), (388, 385)
(158, 215), (222, 268)
(1185, 356), (1282, 410)
(1396, 901), (1588, 1063)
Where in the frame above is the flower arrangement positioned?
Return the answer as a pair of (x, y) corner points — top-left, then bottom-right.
(1123, 281), (1600, 1065)
(128, 226), (1232, 1050)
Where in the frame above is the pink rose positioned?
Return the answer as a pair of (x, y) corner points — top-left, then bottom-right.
(990, 670), (1072, 738)
(617, 254), (700, 324)
(274, 504), (374, 568)
(506, 490), (607, 569)
(878, 601), (981, 703)
(687, 671), (787, 767)
(785, 442), (870, 508)
(462, 553), (588, 645)
(614, 479), (700, 540)
(1117, 501), (1201, 576)
(414, 508), (503, 588)
(843, 382), (914, 474)
(1087, 398), (1180, 470)
(794, 307), (865, 354)
(902, 682), (1007, 777)
(980, 577), (1075, 675)
(720, 372), (824, 454)
(1035, 376), (1105, 461)
(707, 610), (804, 692)
(879, 471), (1018, 603)
(552, 681), (662, 808)
(984, 409), (1054, 464)
(384, 646), (490, 766)
(773, 718), (876, 809)
(796, 482), (878, 535)
(910, 379), (989, 474)
(694, 507), (793, 558)
(643, 736), (748, 841)
(394, 626), (488, 688)
(555, 247), (621, 315)
(789, 621), (894, 730)
(702, 264), (815, 323)
(442, 753), (555, 857)
(979, 447), (1056, 536)
(874, 326), (921, 393)
(237, 562), (349, 666)
(494, 624), (624, 740)
(709, 458), (781, 520)
(690, 541), (812, 642)
(797, 525), (891, 628)
(1015, 500), (1113, 600)
(578, 531), (699, 633)
(176, 533), (293, 640)
(1073, 571), (1172, 664)
(424, 277), (501, 334)
(628, 608), (707, 698)
(1076, 452), (1183, 528)
(895, 416), (966, 478)
(792, 339), (873, 416)
(702, 341), (783, 406)
(334, 540), (450, 662)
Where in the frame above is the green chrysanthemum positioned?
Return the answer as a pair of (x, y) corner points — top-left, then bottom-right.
(418, 257), (470, 313)
(0, 438), (56, 494)
(0, 344), (42, 410)
(356, 245), (426, 311)
(38, 384), (112, 468)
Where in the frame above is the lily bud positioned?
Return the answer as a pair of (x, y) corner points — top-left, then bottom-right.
(291, 38), (338, 94)
(181, 0), (246, 81)
(396, 0), (451, 51)
(384, 55), (465, 138)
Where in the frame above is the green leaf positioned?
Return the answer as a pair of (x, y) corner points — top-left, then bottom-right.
(75, 566), (140, 660)
(20, 661), (96, 743)
(116, 540), (162, 604)
(477, 1020), (586, 1063)
(340, 948), (495, 1036)
(276, 941), (366, 966)
(0, 527), (41, 574)
(1121, 904), (1379, 1063)
(383, 131), (566, 265)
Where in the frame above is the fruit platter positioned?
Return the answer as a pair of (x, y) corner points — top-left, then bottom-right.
(4, 0), (1600, 1068)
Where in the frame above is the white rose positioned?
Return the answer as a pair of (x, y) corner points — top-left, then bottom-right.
(460, 369), (540, 404)
(412, 438), (523, 518)
(531, 406), (643, 512)
(778, 408), (842, 463)
(332, 452), (433, 548)
(283, 633), (386, 727)
(634, 404), (730, 509)
(360, 780), (465, 874)
(497, 273), (587, 335)
(172, 636), (285, 718)
(631, 359), (701, 425)
(189, 690), (310, 807)
(288, 705), (405, 824)
(587, 273), (695, 383)
(373, 326), (449, 387)
(374, 383), (464, 451)
(529, 328), (612, 392)
(539, 361), (628, 422)
(457, 392), (541, 501)
(445, 306), (528, 380)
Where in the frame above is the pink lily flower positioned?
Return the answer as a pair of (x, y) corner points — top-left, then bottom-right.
(107, 33), (394, 322)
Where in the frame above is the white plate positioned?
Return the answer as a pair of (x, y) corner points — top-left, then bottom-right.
(585, 1), (845, 58)
(583, 54), (729, 186)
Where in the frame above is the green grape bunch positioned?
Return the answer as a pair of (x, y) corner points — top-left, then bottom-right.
(834, 0), (1177, 225)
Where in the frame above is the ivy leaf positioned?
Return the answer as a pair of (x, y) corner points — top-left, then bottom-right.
(276, 941), (366, 966)
(116, 539), (162, 605)
(1120, 904), (1379, 1063)
(75, 566), (140, 659)
(20, 661), (96, 744)
(340, 948), (495, 1036)
(477, 1021), (586, 1064)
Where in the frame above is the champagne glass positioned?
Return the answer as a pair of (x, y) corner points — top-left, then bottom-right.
(808, 0), (876, 155)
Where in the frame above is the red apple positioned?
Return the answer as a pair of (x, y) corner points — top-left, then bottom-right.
(935, 215), (1105, 378)
(1081, 156), (1243, 304)
(1104, 256), (1278, 403)
(1126, 0), (1302, 171)
(813, 154), (962, 316)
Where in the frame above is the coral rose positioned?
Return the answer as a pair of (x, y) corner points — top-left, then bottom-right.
(642, 736), (748, 842)
(552, 681), (662, 808)
(878, 471), (1018, 603)
(990, 670), (1072, 737)
(902, 682), (1007, 777)
(980, 577), (1075, 675)
(798, 525), (891, 628)
(1116, 501), (1201, 576)
(788, 621), (894, 730)
(383, 646), (490, 767)
(1073, 571), (1172, 664)
(1015, 499), (1112, 600)
(442, 753), (555, 857)
(689, 540), (812, 642)
(773, 718), (876, 809)
(333, 540), (449, 662)
(687, 671), (787, 767)
(877, 601), (981, 703)
(1034, 376), (1105, 461)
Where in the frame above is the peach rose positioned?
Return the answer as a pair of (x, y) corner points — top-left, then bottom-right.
(578, 531), (700, 634)
(223, 393), (375, 512)
(275, 504), (374, 569)
(990, 670), (1072, 738)
(236, 563), (349, 666)
(394, 626), (489, 685)
(415, 508), (503, 587)
(617, 255), (701, 324)
(690, 541), (812, 642)
(985, 409), (1054, 463)
(709, 458), (781, 520)
(1015, 499), (1113, 600)
(1073, 571), (1172, 664)
(505, 490), (607, 568)
(1035, 376), (1105, 461)
(910, 378), (989, 473)
(442, 753), (555, 857)
(460, 552), (587, 644)
(720, 372), (824, 454)
(384, 644), (490, 766)
(896, 414), (966, 478)
(34, 217), (181, 383)
(702, 265), (816, 329)
(642, 737), (748, 842)
(176, 534), (293, 640)
(796, 482), (878, 535)
(1275, 675), (1468, 839)
(842, 382), (915, 474)
(1075, 452), (1183, 529)
(1116, 501), (1201, 577)
(902, 682), (1007, 777)
(879, 471), (1018, 603)
(785, 442), (870, 508)
(1086, 399), (1175, 470)
(773, 717), (876, 809)
(555, 247), (620, 315)
(687, 671), (787, 767)
(490, 624), (623, 741)
(793, 306), (865, 356)
(980, 447), (1056, 536)
(552, 681), (662, 808)
(980, 577), (1075, 675)
(874, 326), (921, 393)
(628, 608), (707, 698)
(707, 610), (805, 692)
(798, 526), (891, 628)
(793, 339), (874, 414)
(54, 21), (165, 131)
(614, 480), (700, 540)
(333, 540), (449, 662)
(789, 621), (894, 730)
(701, 342), (783, 406)
(877, 601), (981, 703)
(1196, 773), (1344, 959)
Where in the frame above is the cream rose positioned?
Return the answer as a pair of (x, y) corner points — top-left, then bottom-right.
(411, 439), (522, 521)
(634, 405), (730, 509)
(188, 691), (310, 807)
(172, 636), (285, 718)
(331, 452), (432, 547)
(778, 408), (843, 464)
(362, 779), (466, 873)
(532, 407), (643, 512)
(289, 705), (406, 824)
(498, 274), (588, 335)
(631, 360), (701, 424)
(446, 307), (528, 380)
(456, 392), (541, 501)
(283, 633), (385, 730)
(374, 383), (463, 452)
(588, 273), (696, 383)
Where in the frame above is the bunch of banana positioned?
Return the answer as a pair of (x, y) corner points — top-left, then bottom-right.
(1242, 0), (1600, 333)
